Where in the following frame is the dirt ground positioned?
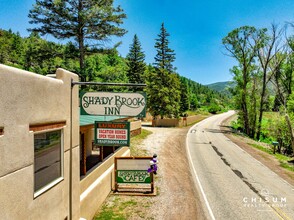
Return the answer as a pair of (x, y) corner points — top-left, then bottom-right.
(95, 125), (206, 220)
(95, 117), (294, 219)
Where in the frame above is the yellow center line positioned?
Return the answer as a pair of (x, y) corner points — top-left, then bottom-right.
(272, 206), (291, 220)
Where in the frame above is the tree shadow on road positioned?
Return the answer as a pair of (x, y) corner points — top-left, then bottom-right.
(205, 125), (237, 135)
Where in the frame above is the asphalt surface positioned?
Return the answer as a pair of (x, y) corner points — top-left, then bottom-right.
(186, 110), (294, 220)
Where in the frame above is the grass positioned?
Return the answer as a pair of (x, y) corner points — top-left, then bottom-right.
(249, 143), (273, 155)
(186, 109), (211, 116)
(230, 113), (294, 172)
(94, 197), (138, 220)
(186, 115), (209, 126)
(275, 154), (294, 172)
(248, 143), (294, 172)
(130, 128), (153, 156)
(94, 196), (154, 220)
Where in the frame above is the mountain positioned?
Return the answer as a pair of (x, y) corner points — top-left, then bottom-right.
(206, 81), (235, 94)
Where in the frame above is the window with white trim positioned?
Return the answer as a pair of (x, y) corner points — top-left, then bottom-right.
(34, 129), (63, 196)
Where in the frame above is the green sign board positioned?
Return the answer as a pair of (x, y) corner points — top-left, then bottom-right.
(117, 170), (151, 184)
(115, 157), (154, 194)
(94, 121), (130, 146)
(80, 92), (146, 117)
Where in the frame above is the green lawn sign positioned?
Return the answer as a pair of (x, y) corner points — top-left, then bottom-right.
(115, 157), (155, 194)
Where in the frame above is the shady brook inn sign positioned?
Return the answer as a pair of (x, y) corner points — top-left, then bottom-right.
(80, 92), (146, 117)
(75, 82), (154, 194)
(80, 90), (146, 147)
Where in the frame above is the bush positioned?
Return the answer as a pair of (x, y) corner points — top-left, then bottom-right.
(208, 104), (221, 114)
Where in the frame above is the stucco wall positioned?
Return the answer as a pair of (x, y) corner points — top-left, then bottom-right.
(80, 147), (130, 220)
(130, 120), (141, 131)
(152, 118), (183, 127)
(0, 65), (80, 219)
(152, 115), (208, 127)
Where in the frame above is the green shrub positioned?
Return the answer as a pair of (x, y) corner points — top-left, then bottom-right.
(207, 104), (221, 114)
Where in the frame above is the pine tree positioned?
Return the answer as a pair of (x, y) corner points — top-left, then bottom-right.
(154, 23), (175, 73)
(126, 34), (146, 84)
(145, 23), (180, 119)
(28, 0), (127, 81)
(179, 76), (190, 114)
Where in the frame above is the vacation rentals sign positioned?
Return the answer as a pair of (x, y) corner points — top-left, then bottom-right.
(95, 121), (130, 146)
(80, 92), (146, 117)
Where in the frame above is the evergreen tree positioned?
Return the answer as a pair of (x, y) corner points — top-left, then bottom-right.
(28, 0), (127, 81)
(11, 32), (24, 66)
(126, 34), (146, 84)
(0, 29), (12, 64)
(179, 76), (190, 114)
(145, 23), (180, 119)
(145, 67), (181, 119)
(154, 23), (175, 73)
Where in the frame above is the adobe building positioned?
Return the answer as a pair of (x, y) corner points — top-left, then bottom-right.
(0, 65), (134, 219)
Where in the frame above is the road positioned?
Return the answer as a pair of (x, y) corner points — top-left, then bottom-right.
(186, 110), (294, 220)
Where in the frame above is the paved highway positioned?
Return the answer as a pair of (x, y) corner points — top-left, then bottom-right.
(186, 111), (294, 220)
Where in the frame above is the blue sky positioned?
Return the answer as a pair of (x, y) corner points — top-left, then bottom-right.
(1, 0), (294, 84)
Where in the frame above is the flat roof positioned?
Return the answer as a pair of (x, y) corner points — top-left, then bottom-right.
(80, 115), (127, 126)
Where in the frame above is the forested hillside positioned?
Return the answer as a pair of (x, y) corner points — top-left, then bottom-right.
(0, 28), (230, 117)
(206, 81), (234, 93)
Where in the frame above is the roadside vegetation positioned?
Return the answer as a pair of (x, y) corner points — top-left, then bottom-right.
(223, 24), (294, 158)
(231, 112), (294, 172)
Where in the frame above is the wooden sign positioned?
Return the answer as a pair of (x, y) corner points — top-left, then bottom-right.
(114, 157), (155, 195)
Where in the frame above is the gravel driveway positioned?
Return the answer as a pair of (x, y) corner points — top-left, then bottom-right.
(135, 125), (206, 220)
(95, 125), (206, 220)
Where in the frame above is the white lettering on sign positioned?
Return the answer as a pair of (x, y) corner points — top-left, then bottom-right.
(81, 92), (146, 116)
(117, 171), (150, 183)
(97, 129), (128, 140)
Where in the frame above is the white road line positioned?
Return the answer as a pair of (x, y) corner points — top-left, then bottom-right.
(187, 125), (216, 220)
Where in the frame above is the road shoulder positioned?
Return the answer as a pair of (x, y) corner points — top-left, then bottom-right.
(221, 114), (294, 187)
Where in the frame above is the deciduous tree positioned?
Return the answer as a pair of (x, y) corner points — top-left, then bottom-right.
(223, 26), (265, 137)
(256, 24), (284, 140)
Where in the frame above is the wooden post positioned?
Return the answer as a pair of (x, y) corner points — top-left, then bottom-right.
(150, 172), (154, 193)
(114, 157), (118, 192)
(101, 146), (104, 161)
(81, 133), (86, 175)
